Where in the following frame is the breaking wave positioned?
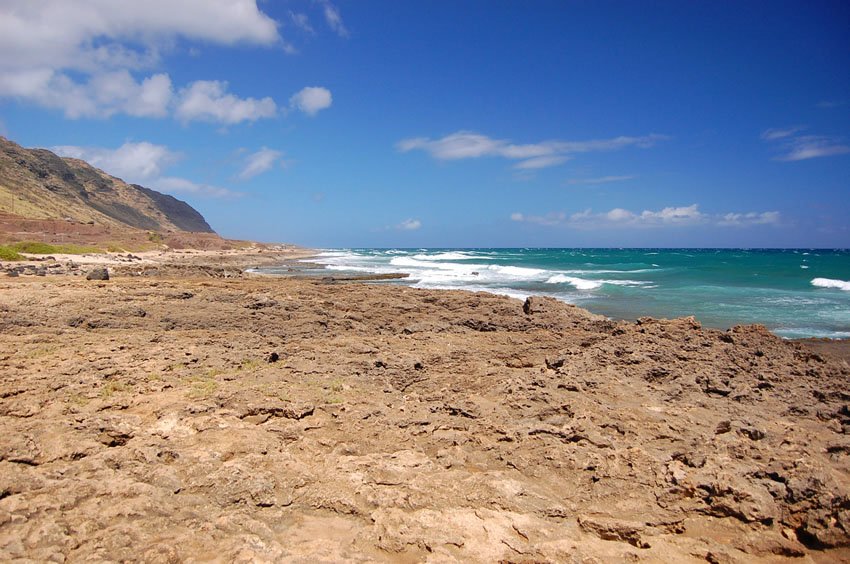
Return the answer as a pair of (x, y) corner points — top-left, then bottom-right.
(811, 278), (850, 291)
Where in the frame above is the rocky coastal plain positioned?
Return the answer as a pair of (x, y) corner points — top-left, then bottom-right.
(1, 251), (849, 562)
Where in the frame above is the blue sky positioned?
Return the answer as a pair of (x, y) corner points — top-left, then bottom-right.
(1, 0), (848, 247)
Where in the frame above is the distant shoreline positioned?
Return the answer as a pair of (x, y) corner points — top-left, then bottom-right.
(254, 247), (850, 341)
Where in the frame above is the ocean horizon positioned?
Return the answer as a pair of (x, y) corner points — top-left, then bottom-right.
(256, 248), (850, 340)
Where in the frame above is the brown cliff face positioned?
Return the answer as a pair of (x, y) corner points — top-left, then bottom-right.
(0, 136), (214, 233)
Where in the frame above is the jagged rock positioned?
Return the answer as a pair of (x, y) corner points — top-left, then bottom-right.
(578, 516), (650, 548)
(716, 420), (732, 434)
(86, 267), (109, 280)
(1, 273), (849, 561)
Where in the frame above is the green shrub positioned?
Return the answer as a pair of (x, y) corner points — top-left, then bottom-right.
(10, 241), (101, 254)
(9, 241), (56, 254)
(0, 245), (24, 261)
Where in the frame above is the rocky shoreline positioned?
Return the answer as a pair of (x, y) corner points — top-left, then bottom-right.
(1, 254), (849, 562)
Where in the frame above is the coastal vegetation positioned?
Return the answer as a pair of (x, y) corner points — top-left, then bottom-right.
(0, 245), (24, 261)
(7, 241), (101, 255)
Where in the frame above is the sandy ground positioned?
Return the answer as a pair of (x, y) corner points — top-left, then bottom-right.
(13, 244), (313, 268)
(1, 255), (849, 562)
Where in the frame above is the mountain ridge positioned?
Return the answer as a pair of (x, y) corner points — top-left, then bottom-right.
(0, 136), (214, 234)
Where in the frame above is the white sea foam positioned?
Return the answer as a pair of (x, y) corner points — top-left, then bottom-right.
(559, 268), (658, 274)
(759, 296), (831, 306)
(389, 257), (547, 284)
(773, 328), (850, 339)
(493, 265), (547, 277)
(315, 250), (355, 257)
(324, 264), (399, 275)
(545, 274), (649, 290)
(544, 274), (602, 290)
(604, 279), (651, 286)
(811, 278), (850, 291)
(411, 251), (475, 261)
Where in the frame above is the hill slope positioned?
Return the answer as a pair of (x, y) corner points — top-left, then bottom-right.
(0, 136), (214, 233)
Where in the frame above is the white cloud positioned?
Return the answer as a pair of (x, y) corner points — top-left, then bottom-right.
(761, 127), (850, 161)
(52, 141), (237, 198)
(513, 155), (571, 170)
(290, 12), (315, 34)
(0, 71), (277, 124)
(0, 69), (174, 119)
(0, 0), (279, 73)
(397, 218), (422, 231)
(511, 205), (780, 229)
(237, 147), (284, 180)
(606, 208), (637, 222)
(776, 135), (850, 161)
(320, 1), (349, 37)
(175, 80), (277, 124)
(566, 175), (636, 185)
(53, 142), (180, 181)
(717, 211), (781, 226)
(0, 1), (281, 123)
(636, 204), (704, 224)
(289, 86), (333, 116)
(509, 212), (567, 226)
(398, 131), (666, 169)
(760, 126), (805, 141)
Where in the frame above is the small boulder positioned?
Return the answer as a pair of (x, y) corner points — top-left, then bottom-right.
(715, 420), (732, 434)
(86, 268), (109, 281)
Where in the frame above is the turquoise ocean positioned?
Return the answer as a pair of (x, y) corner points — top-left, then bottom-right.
(259, 249), (850, 339)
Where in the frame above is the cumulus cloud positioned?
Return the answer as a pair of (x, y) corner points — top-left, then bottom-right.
(397, 131), (666, 169)
(0, 70), (173, 119)
(761, 127), (850, 161)
(289, 86), (333, 116)
(0, 0), (279, 72)
(320, 1), (349, 37)
(237, 147), (284, 180)
(0, 1), (283, 123)
(565, 175), (636, 186)
(397, 218), (422, 231)
(175, 80), (276, 124)
(53, 141), (237, 198)
(511, 205), (780, 229)
(53, 142), (180, 181)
